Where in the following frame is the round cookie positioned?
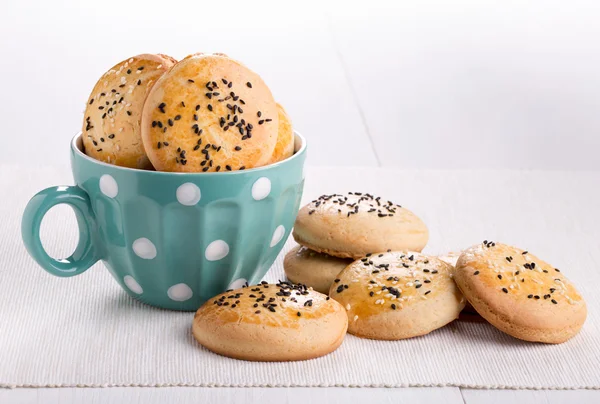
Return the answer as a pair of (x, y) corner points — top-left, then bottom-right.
(293, 192), (429, 259)
(82, 54), (176, 168)
(141, 54), (279, 172)
(329, 252), (465, 340)
(284, 245), (352, 294)
(266, 103), (294, 164)
(192, 281), (348, 361)
(454, 241), (587, 344)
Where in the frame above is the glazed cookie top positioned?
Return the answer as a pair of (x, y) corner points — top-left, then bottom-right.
(293, 192), (429, 258)
(82, 54), (176, 168)
(456, 240), (585, 311)
(329, 252), (459, 317)
(454, 241), (586, 327)
(196, 281), (344, 328)
(141, 54), (279, 172)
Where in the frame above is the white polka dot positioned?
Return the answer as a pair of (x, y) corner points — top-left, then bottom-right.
(124, 275), (143, 294)
(228, 278), (248, 290)
(176, 183), (201, 206)
(99, 174), (118, 198)
(205, 240), (229, 261)
(132, 238), (157, 259)
(252, 177), (271, 200)
(167, 283), (193, 301)
(270, 225), (285, 247)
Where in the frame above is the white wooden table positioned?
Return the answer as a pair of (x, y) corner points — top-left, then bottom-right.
(1, 0), (598, 402)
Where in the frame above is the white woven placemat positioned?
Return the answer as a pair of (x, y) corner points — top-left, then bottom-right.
(1, 164), (599, 389)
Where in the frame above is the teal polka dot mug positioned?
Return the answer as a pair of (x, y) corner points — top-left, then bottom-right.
(22, 133), (306, 311)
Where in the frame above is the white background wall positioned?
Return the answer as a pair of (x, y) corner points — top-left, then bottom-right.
(1, 0), (599, 170)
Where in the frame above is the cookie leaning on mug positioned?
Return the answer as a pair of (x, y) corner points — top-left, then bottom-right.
(453, 241), (587, 343)
(284, 245), (352, 294)
(82, 54), (176, 169)
(293, 193), (429, 259)
(330, 252), (465, 340)
(192, 281), (348, 361)
(141, 53), (279, 172)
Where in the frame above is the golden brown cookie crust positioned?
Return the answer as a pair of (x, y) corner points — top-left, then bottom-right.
(454, 241), (587, 343)
(141, 54), (278, 172)
(293, 193), (429, 259)
(192, 282), (348, 361)
(82, 54), (176, 168)
(266, 103), (294, 165)
(330, 252), (465, 340)
(284, 245), (352, 294)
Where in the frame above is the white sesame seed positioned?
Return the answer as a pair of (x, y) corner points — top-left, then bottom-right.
(136, 70), (142, 74)
(406, 282), (413, 287)
(115, 145), (121, 151)
(129, 58), (134, 63)
(156, 64), (162, 69)
(119, 128), (123, 132)
(346, 304), (351, 311)
(353, 315), (359, 322)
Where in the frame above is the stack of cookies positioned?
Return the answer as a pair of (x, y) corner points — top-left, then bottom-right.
(285, 192), (429, 293)
(82, 53), (295, 172)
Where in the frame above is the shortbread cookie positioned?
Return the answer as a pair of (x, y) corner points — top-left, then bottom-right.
(82, 54), (176, 168)
(266, 103), (294, 164)
(141, 54), (278, 172)
(293, 193), (429, 259)
(192, 281), (348, 361)
(454, 241), (587, 343)
(329, 252), (464, 340)
(284, 245), (352, 294)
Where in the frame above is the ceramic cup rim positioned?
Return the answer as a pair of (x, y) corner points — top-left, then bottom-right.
(71, 131), (307, 176)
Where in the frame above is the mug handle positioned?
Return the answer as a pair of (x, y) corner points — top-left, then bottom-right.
(22, 186), (102, 277)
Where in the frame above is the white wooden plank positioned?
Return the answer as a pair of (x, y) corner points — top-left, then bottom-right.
(462, 389), (600, 404)
(0, 0), (376, 167)
(328, 0), (600, 169)
(0, 387), (464, 404)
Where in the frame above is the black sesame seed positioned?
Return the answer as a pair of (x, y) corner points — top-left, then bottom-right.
(502, 288), (509, 293)
(473, 271), (480, 275)
(297, 312), (301, 317)
(208, 104), (213, 111)
(528, 294), (533, 299)
(498, 274), (502, 279)
(391, 304), (396, 310)
(551, 299), (558, 304)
